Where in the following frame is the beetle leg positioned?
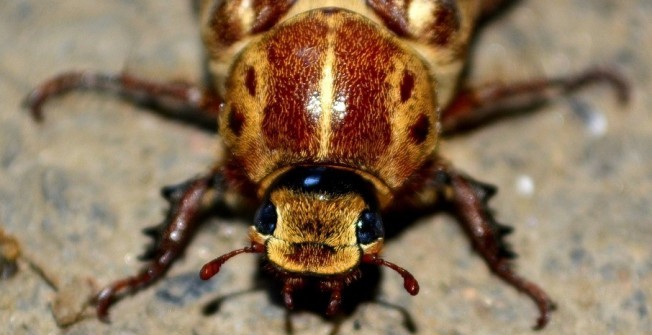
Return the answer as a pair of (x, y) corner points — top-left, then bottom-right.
(431, 162), (554, 330)
(441, 67), (630, 134)
(24, 71), (222, 127)
(481, 0), (516, 18)
(95, 170), (224, 321)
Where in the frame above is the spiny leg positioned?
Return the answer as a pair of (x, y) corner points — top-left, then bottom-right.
(95, 170), (224, 321)
(442, 67), (630, 135)
(433, 162), (554, 330)
(24, 71), (222, 126)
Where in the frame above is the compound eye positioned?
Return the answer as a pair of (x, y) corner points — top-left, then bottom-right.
(356, 209), (384, 245)
(254, 200), (277, 235)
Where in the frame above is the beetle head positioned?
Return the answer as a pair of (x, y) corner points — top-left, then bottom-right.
(200, 166), (418, 314)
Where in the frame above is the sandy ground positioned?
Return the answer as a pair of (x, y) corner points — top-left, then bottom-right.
(1, 1), (650, 334)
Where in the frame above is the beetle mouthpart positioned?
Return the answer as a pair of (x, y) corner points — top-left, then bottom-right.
(283, 287), (294, 309)
(282, 277), (307, 310)
(361, 254), (420, 295)
(325, 281), (343, 316)
(199, 242), (265, 280)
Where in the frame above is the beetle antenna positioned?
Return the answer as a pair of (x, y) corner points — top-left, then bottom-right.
(362, 254), (420, 295)
(200, 242), (265, 280)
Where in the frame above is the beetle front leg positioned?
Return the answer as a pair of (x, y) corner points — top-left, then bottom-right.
(24, 71), (222, 126)
(432, 162), (554, 330)
(95, 170), (224, 321)
(441, 67), (630, 134)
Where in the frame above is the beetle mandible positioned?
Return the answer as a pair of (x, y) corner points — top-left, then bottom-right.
(25, 0), (629, 330)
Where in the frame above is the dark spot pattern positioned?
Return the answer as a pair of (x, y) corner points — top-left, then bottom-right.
(245, 66), (256, 96)
(228, 106), (245, 136)
(409, 114), (429, 144)
(400, 69), (415, 102)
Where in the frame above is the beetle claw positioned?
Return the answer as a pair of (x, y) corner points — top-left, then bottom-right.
(95, 287), (115, 323)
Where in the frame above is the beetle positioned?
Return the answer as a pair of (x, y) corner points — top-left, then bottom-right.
(25, 0), (629, 330)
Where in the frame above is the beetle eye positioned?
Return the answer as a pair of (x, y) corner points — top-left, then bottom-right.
(356, 209), (384, 245)
(254, 201), (277, 235)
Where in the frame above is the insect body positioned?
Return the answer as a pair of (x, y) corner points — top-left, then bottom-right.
(26, 0), (629, 330)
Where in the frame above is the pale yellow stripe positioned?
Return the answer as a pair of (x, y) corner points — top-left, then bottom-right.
(318, 21), (336, 158)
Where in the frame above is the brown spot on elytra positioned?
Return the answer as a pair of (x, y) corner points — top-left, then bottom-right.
(409, 114), (430, 144)
(262, 13), (327, 153)
(400, 69), (415, 102)
(228, 106), (245, 136)
(245, 66), (256, 96)
(329, 14), (397, 162)
(427, 0), (460, 46)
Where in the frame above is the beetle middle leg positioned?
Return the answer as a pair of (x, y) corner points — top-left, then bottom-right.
(94, 169), (224, 321)
(402, 160), (555, 329)
(24, 71), (222, 127)
(441, 67), (630, 134)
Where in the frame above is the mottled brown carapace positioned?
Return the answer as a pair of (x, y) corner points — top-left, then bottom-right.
(222, 9), (438, 191)
(26, 0), (630, 330)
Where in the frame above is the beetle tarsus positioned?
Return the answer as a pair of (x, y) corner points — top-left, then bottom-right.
(95, 269), (158, 322)
(563, 67), (630, 104)
(95, 286), (116, 323)
(24, 71), (222, 126)
(441, 66), (631, 135)
(94, 174), (217, 318)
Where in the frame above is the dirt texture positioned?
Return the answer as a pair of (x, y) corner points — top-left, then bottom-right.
(1, 1), (650, 334)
